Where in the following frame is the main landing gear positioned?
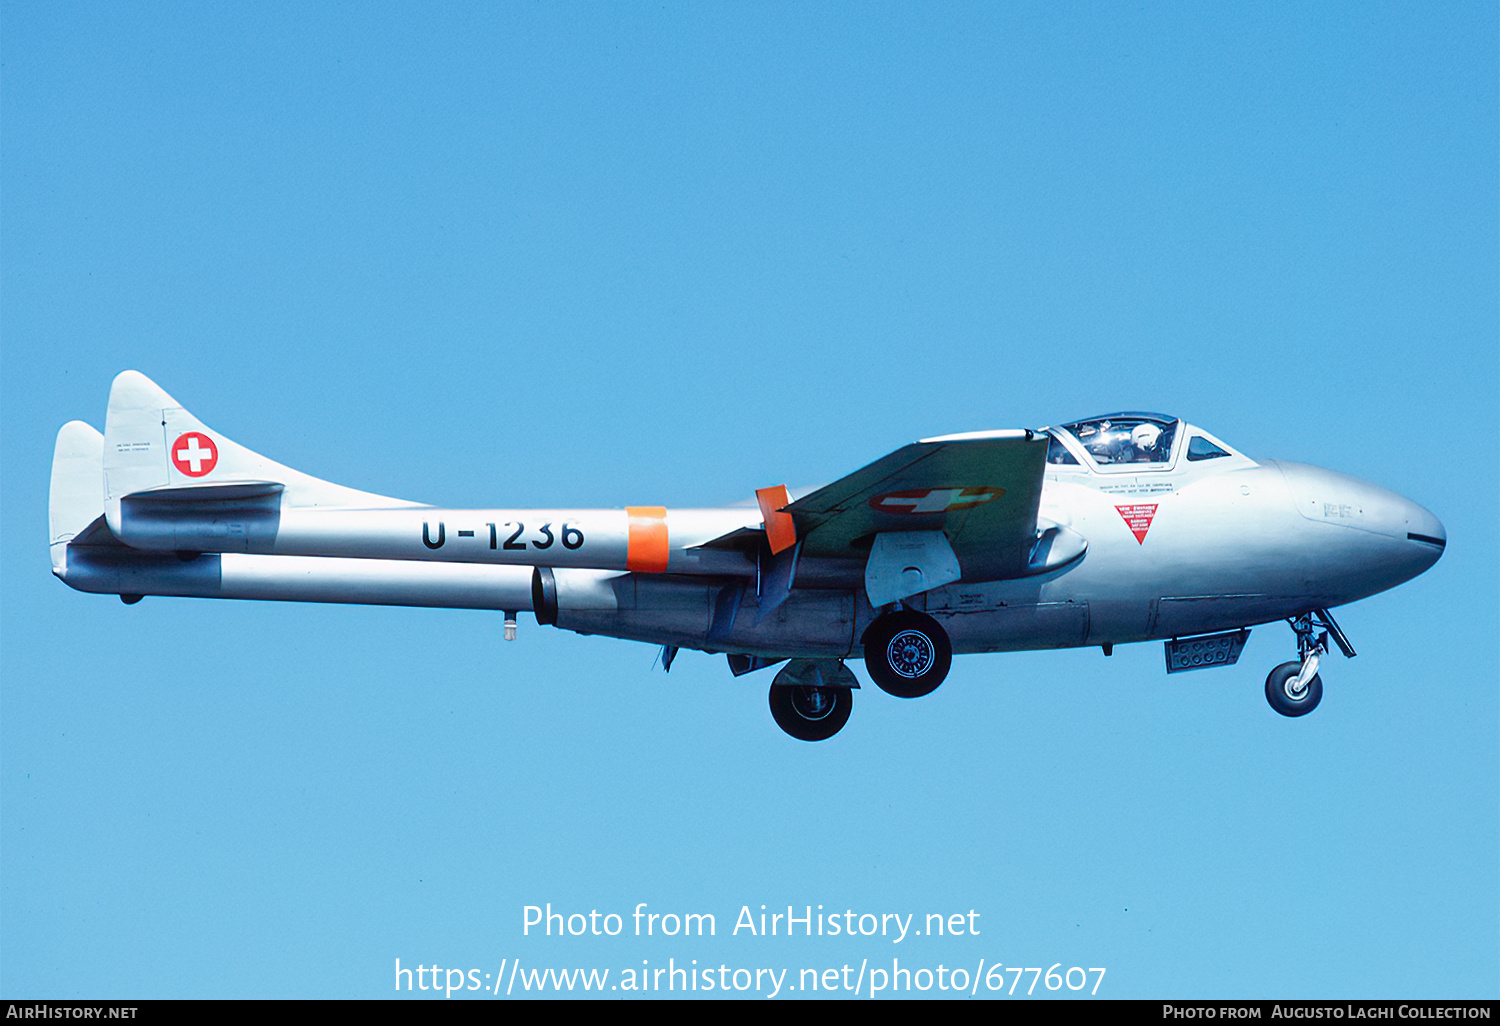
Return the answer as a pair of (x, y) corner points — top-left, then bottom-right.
(1265, 609), (1356, 718)
(862, 609), (952, 699)
(763, 610), (954, 740)
(767, 659), (858, 742)
(768, 682), (852, 742)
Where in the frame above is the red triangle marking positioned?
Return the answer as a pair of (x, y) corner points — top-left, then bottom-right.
(1115, 503), (1159, 544)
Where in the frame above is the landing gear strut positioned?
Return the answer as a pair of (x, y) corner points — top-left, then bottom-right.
(863, 610), (952, 698)
(1265, 609), (1355, 718)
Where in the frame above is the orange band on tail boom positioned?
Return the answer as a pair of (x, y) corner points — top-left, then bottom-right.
(625, 506), (669, 572)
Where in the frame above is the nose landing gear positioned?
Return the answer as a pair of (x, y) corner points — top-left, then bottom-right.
(1265, 609), (1356, 718)
(1265, 660), (1324, 717)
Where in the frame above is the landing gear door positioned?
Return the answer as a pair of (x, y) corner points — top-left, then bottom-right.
(864, 530), (961, 607)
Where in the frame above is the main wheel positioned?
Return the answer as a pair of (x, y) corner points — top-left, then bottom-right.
(769, 683), (853, 741)
(1265, 661), (1323, 717)
(863, 610), (952, 698)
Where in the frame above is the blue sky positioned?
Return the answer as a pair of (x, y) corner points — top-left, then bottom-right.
(3, 1), (1495, 1000)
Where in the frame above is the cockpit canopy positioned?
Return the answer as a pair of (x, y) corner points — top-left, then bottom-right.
(1047, 413), (1239, 470)
(1065, 413), (1177, 465)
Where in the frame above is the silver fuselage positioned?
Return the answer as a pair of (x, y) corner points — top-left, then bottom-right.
(545, 451), (1446, 658)
(55, 419), (1445, 664)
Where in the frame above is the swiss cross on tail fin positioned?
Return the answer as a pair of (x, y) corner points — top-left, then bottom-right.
(170, 432), (219, 476)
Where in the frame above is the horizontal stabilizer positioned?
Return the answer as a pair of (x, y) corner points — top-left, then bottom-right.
(51, 413), (535, 609)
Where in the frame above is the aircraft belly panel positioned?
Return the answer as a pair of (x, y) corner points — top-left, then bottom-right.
(556, 579), (856, 658)
(1148, 595), (1316, 638)
(934, 601), (1090, 653)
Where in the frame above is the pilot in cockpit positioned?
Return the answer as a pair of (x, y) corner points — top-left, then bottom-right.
(1067, 417), (1174, 465)
(1129, 422), (1166, 462)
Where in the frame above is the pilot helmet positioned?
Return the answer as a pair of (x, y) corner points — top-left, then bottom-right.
(1131, 423), (1162, 451)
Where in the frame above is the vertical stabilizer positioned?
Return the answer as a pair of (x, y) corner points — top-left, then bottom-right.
(49, 421), (106, 574)
(102, 371), (417, 539)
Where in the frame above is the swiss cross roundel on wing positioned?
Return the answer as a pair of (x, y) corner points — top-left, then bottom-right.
(171, 432), (219, 477)
(869, 486), (1003, 514)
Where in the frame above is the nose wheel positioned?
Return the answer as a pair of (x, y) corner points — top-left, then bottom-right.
(1265, 609), (1354, 718)
(1265, 661), (1323, 716)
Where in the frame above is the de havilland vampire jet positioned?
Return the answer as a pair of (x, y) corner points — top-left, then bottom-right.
(49, 371), (1446, 740)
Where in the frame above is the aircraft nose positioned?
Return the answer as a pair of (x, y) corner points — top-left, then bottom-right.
(1401, 499), (1446, 570)
(1271, 460), (1446, 592)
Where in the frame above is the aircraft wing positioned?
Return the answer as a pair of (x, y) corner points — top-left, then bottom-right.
(785, 430), (1050, 582)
